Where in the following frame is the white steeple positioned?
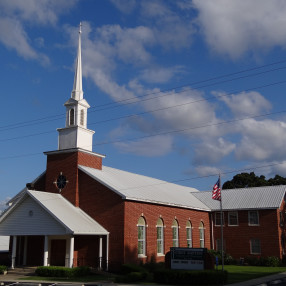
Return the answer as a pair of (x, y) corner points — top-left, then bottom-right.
(57, 23), (95, 152)
(71, 22), (83, 101)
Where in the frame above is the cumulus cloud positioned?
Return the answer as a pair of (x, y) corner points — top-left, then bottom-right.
(139, 66), (185, 84)
(115, 135), (173, 156)
(235, 119), (286, 161)
(216, 91), (272, 117)
(195, 166), (221, 178)
(0, 0), (77, 64)
(194, 138), (236, 164)
(193, 0), (286, 59)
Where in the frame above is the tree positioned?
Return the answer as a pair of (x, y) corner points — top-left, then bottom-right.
(222, 172), (286, 189)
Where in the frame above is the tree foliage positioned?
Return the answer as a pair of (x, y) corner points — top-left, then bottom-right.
(222, 172), (286, 189)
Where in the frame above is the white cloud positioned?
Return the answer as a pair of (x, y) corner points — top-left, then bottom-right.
(139, 66), (185, 84)
(0, 17), (49, 65)
(109, 0), (137, 14)
(193, 0), (286, 59)
(235, 118), (286, 161)
(195, 166), (221, 177)
(115, 135), (173, 156)
(0, 0), (77, 64)
(217, 91), (272, 117)
(194, 138), (236, 164)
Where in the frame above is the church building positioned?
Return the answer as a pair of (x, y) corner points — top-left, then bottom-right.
(0, 25), (285, 271)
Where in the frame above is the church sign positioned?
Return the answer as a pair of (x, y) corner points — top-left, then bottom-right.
(170, 247), (206, 270)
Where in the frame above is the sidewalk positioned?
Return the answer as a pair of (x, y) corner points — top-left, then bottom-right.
(1, 270), (286, 286)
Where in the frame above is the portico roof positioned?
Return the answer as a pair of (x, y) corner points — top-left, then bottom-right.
(0, 190), (108, 236)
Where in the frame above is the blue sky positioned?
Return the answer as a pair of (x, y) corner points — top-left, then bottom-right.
(1, 0), (286, 209)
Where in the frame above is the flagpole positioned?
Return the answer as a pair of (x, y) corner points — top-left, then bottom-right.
(219, 173), (224, 272)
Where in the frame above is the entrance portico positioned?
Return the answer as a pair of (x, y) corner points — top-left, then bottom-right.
(0, 190), (109, 269)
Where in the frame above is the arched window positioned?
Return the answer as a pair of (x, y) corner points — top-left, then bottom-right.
(172, 219), (179, 247)
(69, 109), (75, 126)
(186, 220), (192, 248)
(199, 221), (205, 248)
(156, 218), (164, 255)
(137, 216), (146, 256)
(80, 109), (84, 126)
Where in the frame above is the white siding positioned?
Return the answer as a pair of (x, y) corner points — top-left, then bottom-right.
(0, 196), (67, 236)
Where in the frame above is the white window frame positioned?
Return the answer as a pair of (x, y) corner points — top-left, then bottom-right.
(228, 211), (238, 226)
(186, 220), (192, 248)
(250, 239), (261, 254)
(199, 221), (205, 248)
(156, 218), (164, 255)
(69, 108), (75, 126)
(248, 210), (259, 226)
(215, 212), (224, 226)
(172, 219), (179, 247)
(80, 109), (84, 126)
(137, 217), (146, 257)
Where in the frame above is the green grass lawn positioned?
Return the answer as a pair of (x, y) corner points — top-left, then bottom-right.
(218, 265), (286, 284)
(18, 265), (286, 285)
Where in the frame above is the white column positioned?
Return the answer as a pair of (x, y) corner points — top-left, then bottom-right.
(23, 236), (27, 266)
(99, 236), (102, 270)
(69, 236), (74, 268)
(43, 236), (48, 266)
(11, 236), (17, 269)
(106, 234), (109, 271)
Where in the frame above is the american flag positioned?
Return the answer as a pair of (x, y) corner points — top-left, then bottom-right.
(212, 178), (221, 201)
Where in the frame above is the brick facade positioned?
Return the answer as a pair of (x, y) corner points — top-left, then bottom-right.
(212, 208), (284, 259)
(24, 148), (286, 269)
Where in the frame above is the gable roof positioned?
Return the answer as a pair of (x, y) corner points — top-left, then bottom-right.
(192, 185), (286, 211)
(78, 165), (211, 211)
(0, 190), (108, 235)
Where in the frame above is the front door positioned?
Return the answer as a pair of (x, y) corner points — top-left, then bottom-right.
(50, 239), (66, 266)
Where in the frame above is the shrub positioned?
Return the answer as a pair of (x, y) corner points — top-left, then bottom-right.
(0, 265), (7, 274)
(119, 263), (146, 274)
(208, 249), (237, 265)
(35, 266), (90, 278)
(154, 269), (227, 285)
(244, 256), (281, 267)
(115, 271), (147, 283)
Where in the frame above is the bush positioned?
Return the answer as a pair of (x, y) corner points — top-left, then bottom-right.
(244, 256), (281, 267)
(208, 249), (237, 265)
(119, 263), (146, 274)
(154, 269), (228, 285)
(0, 265), (7, 274)
(35, 266), (90, 278)
(115, 271), (147, 283)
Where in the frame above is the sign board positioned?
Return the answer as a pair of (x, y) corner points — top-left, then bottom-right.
(170, 247), (206, 270)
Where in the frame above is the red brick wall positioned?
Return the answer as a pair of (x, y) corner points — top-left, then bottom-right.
(44, 150), (102, 206)
(124, 201), (211, 264)
(212, 209), (281, 259)
(78, 170), (125, 269)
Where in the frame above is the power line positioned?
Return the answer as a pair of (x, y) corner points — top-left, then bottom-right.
(1, 59), (286, 131)
(1, 78), (286, 143)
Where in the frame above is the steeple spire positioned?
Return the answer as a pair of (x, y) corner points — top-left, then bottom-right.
(71, 22), (83, 100)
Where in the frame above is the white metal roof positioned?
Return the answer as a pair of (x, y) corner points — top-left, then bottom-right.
(192, 185), (286, 211)
(79, 165), (210, 211)
(1, 190), (108, 235)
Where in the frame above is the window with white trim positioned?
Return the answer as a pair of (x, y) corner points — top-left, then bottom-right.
(138, 216), (146, 256)
(69, 108), (75, 126)
(248, 211), (259, 226)
(156, 218), (164, 255)
(80, 109), (84, 126)
(215, 212), (224, 226)
(228, 211), (238, 226)
(199, 221), (205, 248)
(186, 220), (192, 248)
(250, 239), (261, 254)
(172, 219), (179, 247)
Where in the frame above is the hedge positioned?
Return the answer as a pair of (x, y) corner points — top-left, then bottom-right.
(153, 269), (228, 285)
(0, 265), (7, 274)
(35, 266), (90, 278)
